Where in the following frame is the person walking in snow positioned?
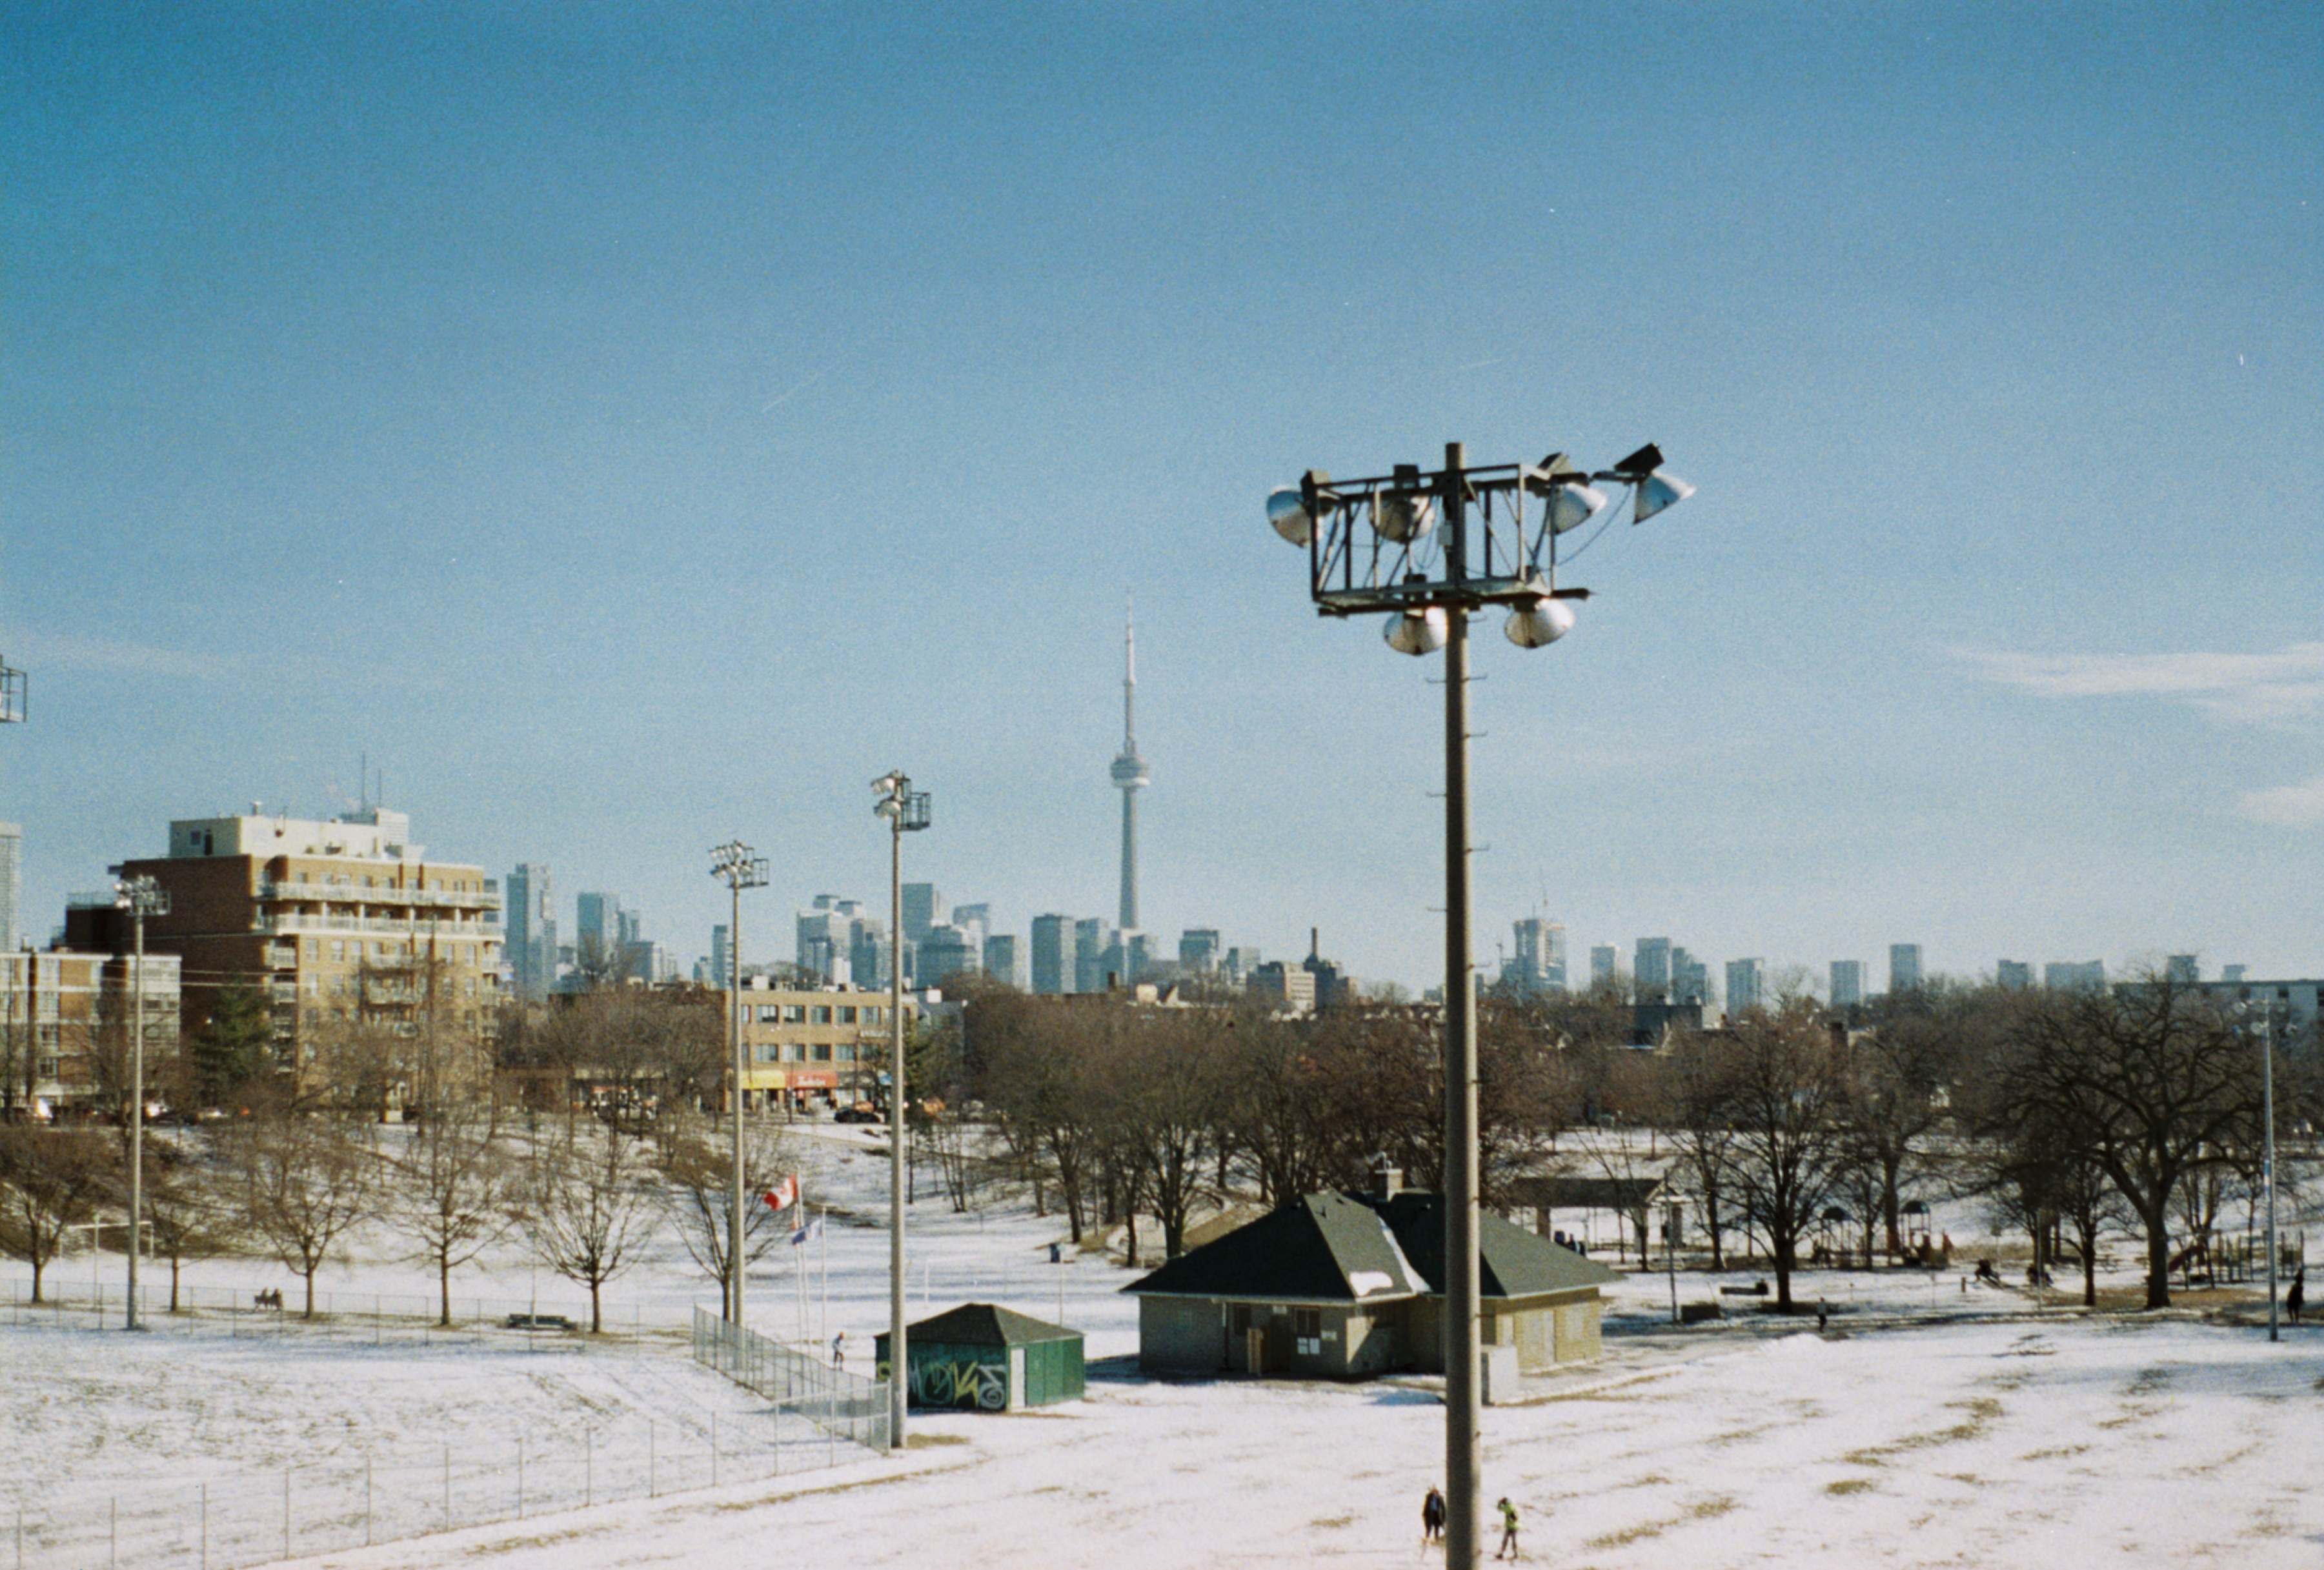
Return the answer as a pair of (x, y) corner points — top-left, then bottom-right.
(1494, 1497), (1520, 1560)
(2288, 1268), (2305, 1325)
(831, 1329), (846, 1365)
(1421, 1486), (1446, 1544)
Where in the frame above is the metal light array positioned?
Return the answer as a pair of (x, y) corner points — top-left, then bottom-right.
(871, 771), (931, 833)
(1268, 443), (1691, 653)
(112, 872), (170, 918)
(0, 656), (25, 723)
(708, 840), (769, 891)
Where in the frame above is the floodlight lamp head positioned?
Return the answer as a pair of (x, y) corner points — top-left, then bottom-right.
(1267, 487), (1314, 547)
(1371, 489), (1435, 545)
(1633, 468), (1695, 524)
(1504, 596), (1577, 649)
(1548, 481), (1607, 534)
(1384, 605), (1449, 656)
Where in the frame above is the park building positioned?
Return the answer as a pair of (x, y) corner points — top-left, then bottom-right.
(103, 806), (501, 1103)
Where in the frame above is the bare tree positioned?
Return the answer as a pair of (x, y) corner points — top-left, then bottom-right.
(381, 1097), (515, 1325)
(1663, 1029), (1739, 1269)
(525, 1126), (656, 1333)
(1220, 1010), (1336, 1207)
(138, 1141), (239, 1314)
(1988, 971), (2263, 1309)
(977, 1000), (1102, 1241)
(0, 1127), (116, 1302)
(1709, 1005), (1857, 1311)
(230, 1113), (376, 1317)
(663, 1129), (791, 1298)
(1979, 1115), (2125, 1307)
(1096, 1008), (1229, 1261)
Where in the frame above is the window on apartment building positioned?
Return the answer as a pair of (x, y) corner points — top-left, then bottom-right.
(782, 1005), (805, 1023)
(37, 1058), (59, 1080)
(811, 1006), (833, 1024)
(812, 1044), (833, 1062)
(782, 1043), (805, 1063)
(305, 939), (319, 959)
(757, 1005), (782, 1023)
(865, 1006), (883, 1023)
(756, 1044), (780, 1063)
(838, 1006), (857, 1023)
(838, 1044), (856, 1062)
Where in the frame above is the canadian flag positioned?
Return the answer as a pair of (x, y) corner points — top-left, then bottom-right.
(762, 1174), (801, 1213)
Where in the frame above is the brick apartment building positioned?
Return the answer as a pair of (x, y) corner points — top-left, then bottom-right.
(99, 806), (500, 1101)
(0, 945), (181, 1120)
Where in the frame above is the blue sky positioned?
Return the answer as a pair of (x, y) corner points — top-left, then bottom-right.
(4, 1), (2318, 991)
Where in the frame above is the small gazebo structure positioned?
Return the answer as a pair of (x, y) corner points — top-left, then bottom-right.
(874, 1303), (1085, 1412)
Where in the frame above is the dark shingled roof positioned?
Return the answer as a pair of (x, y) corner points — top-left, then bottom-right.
(891, 1302), (1080, 1347)
(1122, 1191), (1615, 1303)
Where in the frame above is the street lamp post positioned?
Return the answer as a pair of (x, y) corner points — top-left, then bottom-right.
(110, 871), (168, 1332)
(708, 841), (768, 1326)
(872, 771), (930, 1447)
(1269, 439), (1690, 1569)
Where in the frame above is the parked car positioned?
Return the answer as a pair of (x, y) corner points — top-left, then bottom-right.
(833, 1102), (882, 1125)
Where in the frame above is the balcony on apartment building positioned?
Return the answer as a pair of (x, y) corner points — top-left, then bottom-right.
(253, 911), (503, 939)
(258, 877), (501, 910)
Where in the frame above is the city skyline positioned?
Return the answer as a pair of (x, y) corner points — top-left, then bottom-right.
(3, 6), (2316, 989)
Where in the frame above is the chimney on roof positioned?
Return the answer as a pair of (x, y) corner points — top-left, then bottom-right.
(1371, 1158), (1402, 1199)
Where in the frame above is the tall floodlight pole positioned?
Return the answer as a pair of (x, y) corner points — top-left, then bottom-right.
(110, 872), (168, 1331)
(2261, 1008), (2279, 1343)
(872, 771), (930, 1447)
(708, 841), (768, 1325)
(2234, 998), (2283, 1343)
(1268, 439), (1692, 1568)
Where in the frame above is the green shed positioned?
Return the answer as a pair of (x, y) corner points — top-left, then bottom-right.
(874, 1302), (1085, 1411)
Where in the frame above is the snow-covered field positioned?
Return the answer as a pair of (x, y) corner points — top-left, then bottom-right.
(7, 1123), (2318, 1568)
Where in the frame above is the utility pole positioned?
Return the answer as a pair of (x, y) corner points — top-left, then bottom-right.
(111, 872), (168, 1332)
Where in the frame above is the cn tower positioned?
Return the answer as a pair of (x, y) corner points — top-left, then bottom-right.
(1109, 605), (1150, 931)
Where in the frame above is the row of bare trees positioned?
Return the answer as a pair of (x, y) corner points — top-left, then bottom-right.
(0, 1098), (789, 1334)
(963, 986), (1582, 1264)
(956, 971), (2305, 1309)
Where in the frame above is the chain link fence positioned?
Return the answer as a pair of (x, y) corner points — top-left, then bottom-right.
(691, 1307), (891, 1453)
(0, 1294), (890, 1569)
(0, 1277), (676, 1348)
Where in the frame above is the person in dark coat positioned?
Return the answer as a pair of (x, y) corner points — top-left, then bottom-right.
(1421, 1486), (1446, 1544)
(2287, 1267), (2305, 1325)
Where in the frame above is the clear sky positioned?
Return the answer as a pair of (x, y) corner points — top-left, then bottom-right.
(4, 2), (2318, 992)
